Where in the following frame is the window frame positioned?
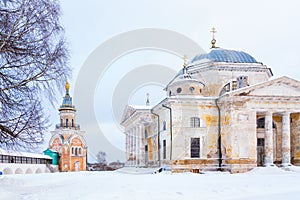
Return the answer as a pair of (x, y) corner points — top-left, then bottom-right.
(191, 137), (200, 158)
(190, 117), (200, 128)
(163, 140), (166, 159)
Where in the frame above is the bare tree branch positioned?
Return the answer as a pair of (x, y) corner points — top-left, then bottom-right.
(0, 0), (70, 150)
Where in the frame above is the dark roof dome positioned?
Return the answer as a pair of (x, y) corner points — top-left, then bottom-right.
(192, 48), (257, 63)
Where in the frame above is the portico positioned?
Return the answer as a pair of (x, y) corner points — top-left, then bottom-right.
(256, 111), (293, 167)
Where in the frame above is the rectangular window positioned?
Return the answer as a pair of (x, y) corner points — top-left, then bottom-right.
(191, 138), (200, 158)
(190, 117), (200, 128)
(15, 156), (22, 163)
(163, 140), (166, 159)
(257, 138), (264, 146)
(232, 81), (237, 91)
(2, 155), (8, 163)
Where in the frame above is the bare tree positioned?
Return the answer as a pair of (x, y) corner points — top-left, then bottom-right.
(96, 151), (107, 165)
(0, 0), (70, 149)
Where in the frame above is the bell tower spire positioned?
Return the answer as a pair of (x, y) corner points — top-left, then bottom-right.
(58, 81), (76, 129)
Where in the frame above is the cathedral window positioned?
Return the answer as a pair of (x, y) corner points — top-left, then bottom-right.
(163, 140), (166, 159)
(162, 121), (167, 131)
(66, 119), (69, 127)
(190, 117), (200, 128)
(79, 147), (82, 155)
(189, 87), (195, 93)
(177, 87), (182, 93)
(220, 80), (239, 96)
(232, 81), (238, 91)
(191, 138), (200, 158)
(71, 147), (74, 155)
(237, 76), (249, 88)
(256, 118), (276, 129)
(220, 83), (230, 96)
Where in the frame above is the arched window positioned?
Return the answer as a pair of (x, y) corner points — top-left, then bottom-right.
(190, 117), (200, 128)
(163, 121), (167, 131)
(75, 147), (78, 156)
(71, 147), (74, 155)
(66, 118), (69, 127)
(60, 119), (63, 126)
(220, 80), (238, 96)
(220, 83), (230, 96)
(72, 119), (74, 127)
(79, 148), (82, 155)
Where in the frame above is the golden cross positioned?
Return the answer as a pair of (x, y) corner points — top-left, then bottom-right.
(210, 27), (217, 40)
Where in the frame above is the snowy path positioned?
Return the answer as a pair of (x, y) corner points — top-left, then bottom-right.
(0, 167), (300, 200)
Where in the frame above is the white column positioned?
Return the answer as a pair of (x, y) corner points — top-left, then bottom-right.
(282, 112), (291, 166)
(132, 127), (135, 166)
(130, 129), (133, 166)
(127, 131), (130, 165)
(131, 129), (134, 166)
(141, 126), (145, 166)
(137, 125), (141, 166)
(125, 131), (128, 165)
(134, 127), (137, 166)
(264, 112), (274, 166)
(136, 126), (139, 166)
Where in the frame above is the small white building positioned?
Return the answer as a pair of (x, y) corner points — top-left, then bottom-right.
(0, 148), (53, 175)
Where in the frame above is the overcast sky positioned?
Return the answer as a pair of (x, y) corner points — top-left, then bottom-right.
(45, 0), (300, 162)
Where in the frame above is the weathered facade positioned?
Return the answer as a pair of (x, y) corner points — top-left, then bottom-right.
(49, 82), (87, 172)
(121, 38), (300, 173)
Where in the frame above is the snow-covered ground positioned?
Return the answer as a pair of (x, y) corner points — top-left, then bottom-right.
(1, 167), (300, 200)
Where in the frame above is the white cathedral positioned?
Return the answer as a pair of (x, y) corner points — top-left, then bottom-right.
(121, 29), (300, 173)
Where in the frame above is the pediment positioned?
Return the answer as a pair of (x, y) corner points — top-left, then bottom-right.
(120, 105), (136, 124)
(250, 83), (300, 96)
(232, 76), (300, 97)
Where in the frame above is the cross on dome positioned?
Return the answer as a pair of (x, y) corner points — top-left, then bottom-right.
(210, 27), (217, 48)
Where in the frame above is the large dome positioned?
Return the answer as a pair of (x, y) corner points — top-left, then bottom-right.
(192, 48), (257, 63)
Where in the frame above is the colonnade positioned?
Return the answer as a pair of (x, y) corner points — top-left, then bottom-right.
(125, 125), (145, 166)
(264, 112), (291, 167)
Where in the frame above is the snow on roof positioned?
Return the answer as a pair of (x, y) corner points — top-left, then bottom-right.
(0, 148), (52, 159)
(130, 105), (152, 110)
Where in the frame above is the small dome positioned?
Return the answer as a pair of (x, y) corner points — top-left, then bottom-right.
(192, 48), (257, 63)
